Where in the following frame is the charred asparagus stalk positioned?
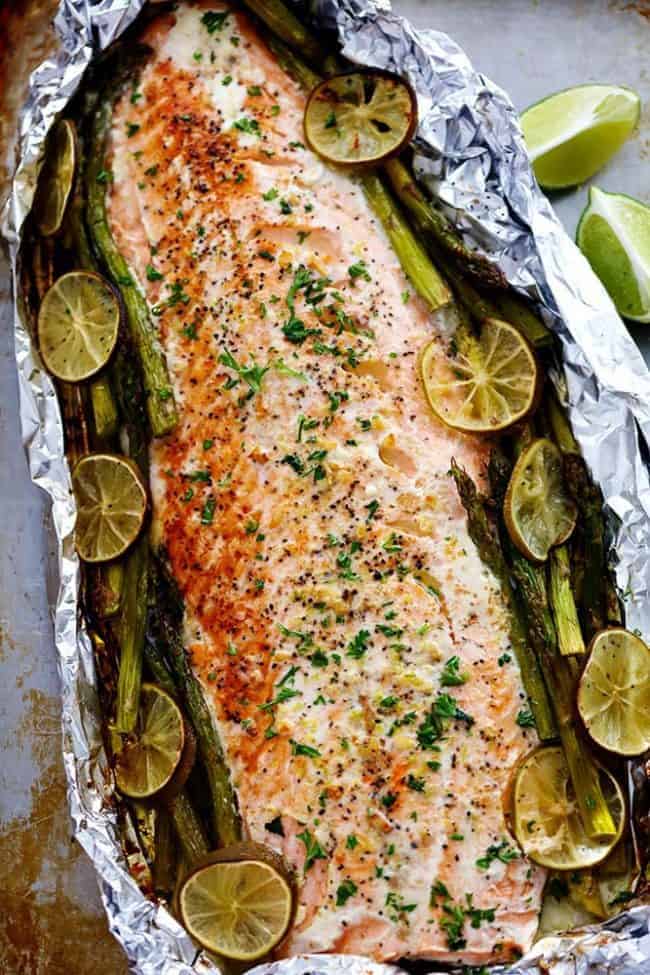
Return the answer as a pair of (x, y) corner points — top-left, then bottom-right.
(154, 562), (241, 847)
(545, 391), (608, 637)
(361, 172), (452, 312)
(489, 446), (615, 838)
(549, 545), (586, 657)
(450, 460), (555, 740)
(86, 94), (177, 437)
(264, 36), (452, 313)
(167, 791), (209, 865)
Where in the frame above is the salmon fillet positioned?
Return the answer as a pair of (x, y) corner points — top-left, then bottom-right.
(107, 2), (545, 964)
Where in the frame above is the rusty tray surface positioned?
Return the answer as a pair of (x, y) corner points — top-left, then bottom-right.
(1, 1), (649, 972)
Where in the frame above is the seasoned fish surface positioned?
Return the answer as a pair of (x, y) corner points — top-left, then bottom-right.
(107, 2), (544, 964)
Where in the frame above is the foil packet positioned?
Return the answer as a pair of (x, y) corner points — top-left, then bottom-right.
(4, 0), (650, 972)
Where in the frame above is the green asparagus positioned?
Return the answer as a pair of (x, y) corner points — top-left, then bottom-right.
(154, 561), (241, 847)
(114, 535), (149, 733)
(264, 36), (452, 313)
(361, 172), (452, 312)
(167, 791), (210, 865)
(450, 459), (555, 740)
(86, 94), (177, 437)
(491, 439), (614, 838)
(549, 546), (586, 656)
(545, 391), (608, 637)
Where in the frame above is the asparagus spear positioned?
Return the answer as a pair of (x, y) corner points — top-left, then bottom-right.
(545, 391), (607, 637)
(383, 157), (511, 293)
(86, 94), (177, 437)
(509, 551), (615, 837)
(90, 376), (119, 442)
(361, 172), (452, 312)
(167, 791), (209, 865)
(114, 535), (149, 733)
(490, 444), (615, 837)
(143, 636), (177, 697)
(241, 0), (323, 67)
(549, 546), (586, 656)
(450, 460), (555, 740)
(264, 36), (452, 313)
(154, 561), (241, 847)
(152, 807), (177, 894)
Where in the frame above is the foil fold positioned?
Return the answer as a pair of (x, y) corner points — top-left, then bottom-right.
(4, 0), (650, 972)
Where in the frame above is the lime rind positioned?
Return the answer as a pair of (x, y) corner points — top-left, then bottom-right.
(577, 187), (650, 323)
(520, 84), (640, 189)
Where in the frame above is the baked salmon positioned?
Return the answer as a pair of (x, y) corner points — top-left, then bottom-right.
(107, 2), (545, 963)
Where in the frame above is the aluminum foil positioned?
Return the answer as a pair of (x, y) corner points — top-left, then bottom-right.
(3, 0), (650, 972)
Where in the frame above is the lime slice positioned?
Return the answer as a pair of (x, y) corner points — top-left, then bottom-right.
(504, 438), (577, 562)
(513, 745), (624, 871)
(179, 844), (294, 960)
(38, 270), (120, 382)
(114, 683), (185, 799)
(577, 187), (650, 322)
(578, 628), (650, 756)
(420, 318), (538, 434)
(304, 71), (417, 166)
(72, 453), (147, 563)
(520, 84), (640, 189)
(34, 118), (77, 236)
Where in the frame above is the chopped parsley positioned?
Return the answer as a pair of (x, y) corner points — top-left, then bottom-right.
(126, 122), (140, 137)
(219, 347), (269, 398)
(201, 497), (216, 525)
(348, 259), (371, 282)
(385, 892), (417, 923)
(516, 708), (536, 728)
(440, 655), (468, 687)
(405, 773), (425, 792)
(145, 263), (163, 282)
(201, 10), (229, 33)
(416, 694), (474, 749)
(233, 117), (260, 136)
(297, 830), (327, 871)
(475, 839), (520, 870)
(346, 629), (370, 659)
(336, 879), (358, 907)
(290, 739), (321, 758)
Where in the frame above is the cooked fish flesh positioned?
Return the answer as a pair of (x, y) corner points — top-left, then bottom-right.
(107, 2), (545, 963)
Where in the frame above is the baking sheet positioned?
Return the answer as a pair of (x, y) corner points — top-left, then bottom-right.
(1, 1), (649, 971)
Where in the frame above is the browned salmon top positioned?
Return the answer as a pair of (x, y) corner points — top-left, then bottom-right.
(107, 2), (544, 963)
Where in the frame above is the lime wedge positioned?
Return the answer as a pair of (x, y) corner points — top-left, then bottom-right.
(577, 187), (650, 322)
(520, 85), (640, 189)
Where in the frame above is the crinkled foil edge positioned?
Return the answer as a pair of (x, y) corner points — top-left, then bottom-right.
(3, 0), (650, 972)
